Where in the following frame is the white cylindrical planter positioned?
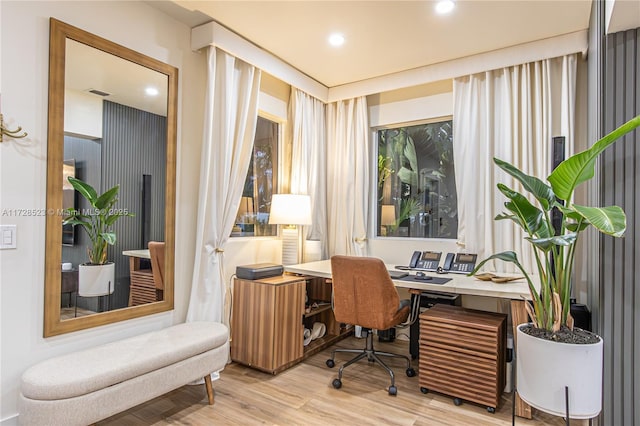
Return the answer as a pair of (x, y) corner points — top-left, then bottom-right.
(78, 262), (115, 297)
(516, 323), (603, 419)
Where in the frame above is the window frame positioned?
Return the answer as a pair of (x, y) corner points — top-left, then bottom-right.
(371, 115), (457, 241)
(230, 112), (284, 239)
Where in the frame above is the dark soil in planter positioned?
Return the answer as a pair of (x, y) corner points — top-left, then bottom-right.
(521, 324), (600, 344)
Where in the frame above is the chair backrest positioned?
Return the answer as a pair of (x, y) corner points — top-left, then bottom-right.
(148, 241), (165, 290)
(330, 255), (404, 330)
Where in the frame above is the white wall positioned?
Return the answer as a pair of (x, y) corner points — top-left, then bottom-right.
(0, 1), (206, 422)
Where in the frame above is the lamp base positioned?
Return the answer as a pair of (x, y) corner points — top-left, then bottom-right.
(281, 227), (298, 266)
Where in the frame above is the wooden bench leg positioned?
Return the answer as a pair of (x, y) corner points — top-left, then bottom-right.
(204, 374), (215, 405)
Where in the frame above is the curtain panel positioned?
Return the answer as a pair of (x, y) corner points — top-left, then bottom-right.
(289, 88), (328, 261)
(325, 97), (370, 257)
(186, 46), (261, 323)
(453, 54), (577, 273)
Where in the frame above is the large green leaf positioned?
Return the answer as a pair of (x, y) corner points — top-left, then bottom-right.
(526, 234), (577, 251)
(572, 204), (626, 237)
(494, 158), (555, 211)
(95, 185), (120, 210)
(101, 232), (116, 245)
(469, 251), (541, 309)
(469, 251), (523, 276)
(68, 176), (98, 204)
(549, 115), (640, 201)
(498, 184), (544, 236)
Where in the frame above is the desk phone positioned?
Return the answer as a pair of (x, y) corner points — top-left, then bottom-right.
(409, 251), (441, 271)
(407, 251), (477, 274)
(443, 253), (478, 274)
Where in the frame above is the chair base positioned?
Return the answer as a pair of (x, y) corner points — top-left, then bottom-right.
(327, 329), (415, 395)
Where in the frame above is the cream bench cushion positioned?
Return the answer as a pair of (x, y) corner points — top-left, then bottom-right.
(19, 321), (229, 425)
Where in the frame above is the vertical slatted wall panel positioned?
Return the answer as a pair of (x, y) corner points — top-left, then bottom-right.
(102, 101), (167, 308)
(601, 28), (639, 426)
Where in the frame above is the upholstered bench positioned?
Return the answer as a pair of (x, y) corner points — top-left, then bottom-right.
(19, 321), (229, 426)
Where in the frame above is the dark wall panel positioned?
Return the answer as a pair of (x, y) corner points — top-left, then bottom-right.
(600, 27), (639, 426)
(102, 101), (167, 308)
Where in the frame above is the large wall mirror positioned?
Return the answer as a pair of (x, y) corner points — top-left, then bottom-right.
(44, 18), (177, 337)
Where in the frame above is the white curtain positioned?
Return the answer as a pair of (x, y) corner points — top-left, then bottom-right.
(187, 46), (261, 323)
(289, 88), (328, 260)
(326, 97), (370, 257)
(453, 54), (577, 273)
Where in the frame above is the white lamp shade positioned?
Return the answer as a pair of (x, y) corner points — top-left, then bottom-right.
(381, 205), (396, 226)
(269, 194), (312, 225)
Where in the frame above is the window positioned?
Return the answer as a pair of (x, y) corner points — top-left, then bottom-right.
(232, 116), (279, 237)
(377, 119), (457, 239)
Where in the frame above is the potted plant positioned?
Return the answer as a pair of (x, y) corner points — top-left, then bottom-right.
(470, 115), (640, 419)
(63, 176), (133, 299)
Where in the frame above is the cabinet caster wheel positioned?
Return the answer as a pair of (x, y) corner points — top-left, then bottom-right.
(406, 367), (416, 377)
(332, 378), (342, 389)
(453, 398), (462, 406)
(487, 407), (495, 414)
(388, 386), (397, 396)
(326, 359), (335, 368)
(420, 387), (429, 394)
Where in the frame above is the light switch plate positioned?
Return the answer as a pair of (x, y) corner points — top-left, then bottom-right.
(0, 225), (17, 249)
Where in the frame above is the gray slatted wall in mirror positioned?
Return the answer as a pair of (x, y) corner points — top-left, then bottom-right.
(102, 100), (167, 308)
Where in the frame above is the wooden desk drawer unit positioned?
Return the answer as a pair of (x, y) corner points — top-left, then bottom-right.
(419, 304), (507, 412)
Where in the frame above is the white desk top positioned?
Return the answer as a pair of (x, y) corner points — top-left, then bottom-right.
(122, 249), (150, 259)
(285, 259), (536, 300)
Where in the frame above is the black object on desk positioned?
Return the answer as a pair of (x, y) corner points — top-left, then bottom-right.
(388, 270), (409, 279)
(397, 275), (452, 285)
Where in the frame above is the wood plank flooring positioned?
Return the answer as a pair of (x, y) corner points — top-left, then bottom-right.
(98, 336), (566, 426)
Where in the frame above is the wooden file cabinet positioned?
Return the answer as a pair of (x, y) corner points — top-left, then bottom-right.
(231, 275), (350, 374)
(231, 275), (305, 374)
(419, 304), (507, 412)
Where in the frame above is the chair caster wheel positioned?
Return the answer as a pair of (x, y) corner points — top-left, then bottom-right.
(406, 367), (416, 377)
(453, 398), (462, 406)
(332, 378), (342, 389)
(388, 386), (397, 396)
(420, 387), (429, 394)
(326, 359), (335, 368)
(487, 407), (495, 414)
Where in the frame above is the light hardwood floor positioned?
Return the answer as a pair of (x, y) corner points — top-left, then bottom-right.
(98, 336), (566, 426)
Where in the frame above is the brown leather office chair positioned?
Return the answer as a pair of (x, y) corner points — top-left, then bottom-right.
(148, 241), (165, 300)
(327, 255), (415, 395)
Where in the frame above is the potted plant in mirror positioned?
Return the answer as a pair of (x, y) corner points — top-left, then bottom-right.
(63, 177), (133, 303)
(470, 115), (640, 419)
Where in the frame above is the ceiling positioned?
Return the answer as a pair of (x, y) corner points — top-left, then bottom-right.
(150, 0), (597, 88)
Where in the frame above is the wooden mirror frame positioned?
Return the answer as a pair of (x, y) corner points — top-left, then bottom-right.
(44, 18), (177, 337)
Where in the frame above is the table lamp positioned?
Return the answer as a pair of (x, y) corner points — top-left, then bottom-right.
(381, 204), (396, 236)
(269, 194), (312, 265)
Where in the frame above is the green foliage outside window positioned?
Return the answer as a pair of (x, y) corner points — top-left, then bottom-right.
(377, 120), (458, 238)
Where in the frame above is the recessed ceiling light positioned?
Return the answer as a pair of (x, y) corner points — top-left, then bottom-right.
(145, 87), (159, 96)
(328, 33), (345, 47)
(435, 0), (455, 15)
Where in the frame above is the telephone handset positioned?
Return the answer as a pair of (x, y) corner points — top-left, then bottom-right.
(438, 252), (478, 274)
(409, 251), (421, 268)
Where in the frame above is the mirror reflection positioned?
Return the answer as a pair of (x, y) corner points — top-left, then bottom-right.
(45, 18), (177, 336)
(60, 39), (168, 319)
